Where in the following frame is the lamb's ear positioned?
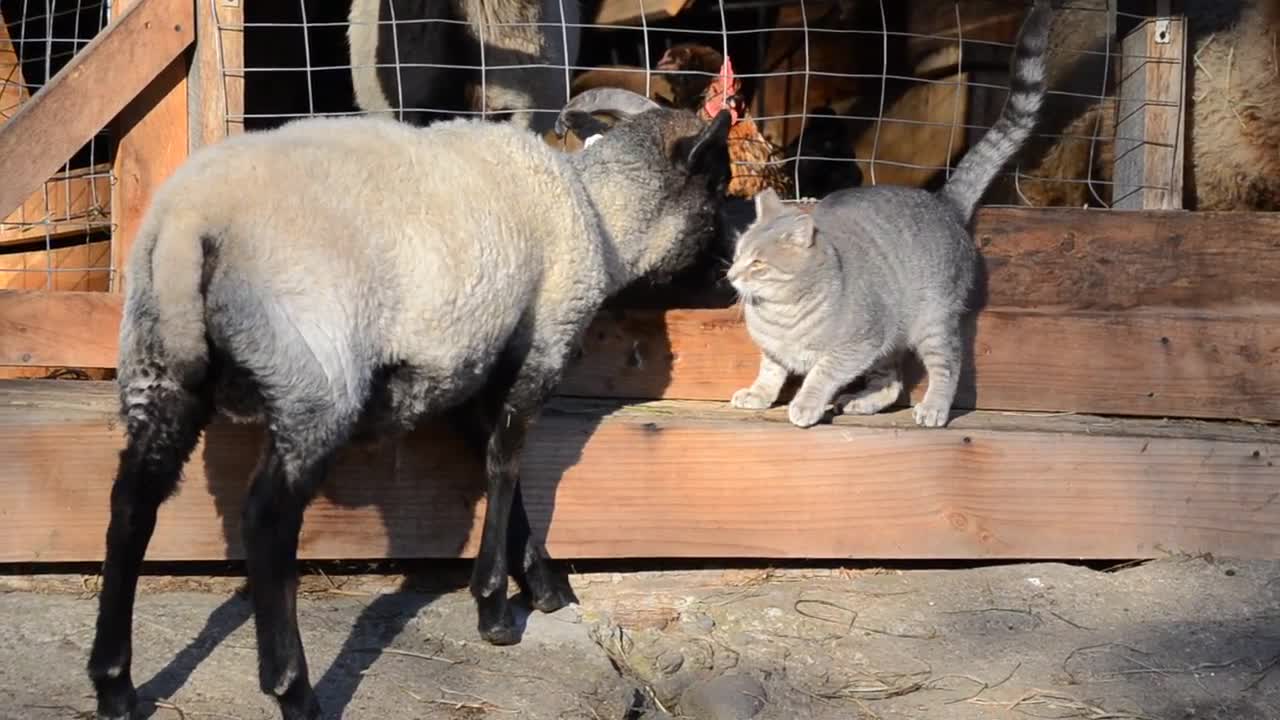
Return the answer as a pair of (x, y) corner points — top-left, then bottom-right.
(754, 187), (783, 220)
(557, 111), (613, 143)
(787, 213), (816, 248)
(676, 109), (731, 175)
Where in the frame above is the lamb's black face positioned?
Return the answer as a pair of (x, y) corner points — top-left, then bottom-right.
(628, 108), (732, 280)
(571, 106), (731, 284)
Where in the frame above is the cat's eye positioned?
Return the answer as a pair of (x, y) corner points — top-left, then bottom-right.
(749, 260), (765, 270)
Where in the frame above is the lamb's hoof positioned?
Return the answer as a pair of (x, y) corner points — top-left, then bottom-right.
(912, 402), (951, 428)
(476, 597), (521, 646)
(277, 682), (323, 720)
(280, 700), (322, 720)
(531, 577), (579, 614)
(96, 707), (136, 720)
(479, 617), (521, 646)
(93, 678), (138, 720)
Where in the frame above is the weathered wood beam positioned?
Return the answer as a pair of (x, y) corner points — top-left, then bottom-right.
(0, 0), (195, 220)
(1, 381), (1277, 563)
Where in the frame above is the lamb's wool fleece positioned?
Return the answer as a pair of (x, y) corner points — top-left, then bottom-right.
(1185, 0), (1280, 209)
(1009, 0), (1280, 210)
(118, 110), (725, 455)
(348, 0), (581, 133)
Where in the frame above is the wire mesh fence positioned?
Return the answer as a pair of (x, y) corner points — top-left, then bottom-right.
(206, 0), (1192, 210)
(0, 0), (114, 293)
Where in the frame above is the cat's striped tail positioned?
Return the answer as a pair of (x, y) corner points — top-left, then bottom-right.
(939, 0), (1052, 222)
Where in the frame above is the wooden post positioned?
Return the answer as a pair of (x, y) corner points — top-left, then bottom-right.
(109, 0), (192, 294)
(0, 0), (193, 223)
(190, 0), (244, 148)
(0, 13), (29, 121)
(1112, 1), (1187, 210)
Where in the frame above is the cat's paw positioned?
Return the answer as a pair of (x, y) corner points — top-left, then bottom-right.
(912, 401), (952, 428)
(837, 392), (892, 416)
(731, 387), (773, 410)
(787, 399), (827, 428)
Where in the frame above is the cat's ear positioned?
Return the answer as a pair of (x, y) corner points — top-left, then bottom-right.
(787, 213), (815, 248)
(754, 187), (784, 220)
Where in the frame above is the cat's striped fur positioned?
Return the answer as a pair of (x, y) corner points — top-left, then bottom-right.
(727, 0), (1052, 429)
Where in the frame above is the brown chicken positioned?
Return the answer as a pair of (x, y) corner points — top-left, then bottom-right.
(658, 46), (793, 200)
(655, 42), (724, 110)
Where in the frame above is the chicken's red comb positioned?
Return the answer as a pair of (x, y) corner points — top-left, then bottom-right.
(719, 54), (735, 85)
(703, 53), (741, 124)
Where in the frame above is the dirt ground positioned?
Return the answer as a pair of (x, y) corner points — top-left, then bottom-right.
(3, 556), (1280, 720)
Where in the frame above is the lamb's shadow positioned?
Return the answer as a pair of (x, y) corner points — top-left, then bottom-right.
(134, 588), (253, 712)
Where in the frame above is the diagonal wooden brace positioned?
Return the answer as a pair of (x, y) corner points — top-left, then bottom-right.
(0, 0), (194, 219)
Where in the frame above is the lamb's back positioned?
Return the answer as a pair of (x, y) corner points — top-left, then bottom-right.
(151, 116), (599, 396)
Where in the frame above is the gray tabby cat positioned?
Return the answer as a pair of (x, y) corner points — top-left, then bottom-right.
(727, 0), (1052, 429)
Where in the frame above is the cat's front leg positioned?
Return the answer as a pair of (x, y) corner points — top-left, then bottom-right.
(731, 353), (788, 410)
(787, 353), (873, 428)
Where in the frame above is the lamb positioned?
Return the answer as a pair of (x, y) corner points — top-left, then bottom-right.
(347, 0), (582, 134)
(85, 92), (732, 720)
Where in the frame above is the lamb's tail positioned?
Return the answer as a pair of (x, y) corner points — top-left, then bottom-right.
(117, 204), (213, 398)
(939, 0), (1052, 222)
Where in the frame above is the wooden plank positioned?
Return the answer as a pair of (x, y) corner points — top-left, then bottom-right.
(562, 306), (1280, 421)
(0, 10), (29, 121)
(110, 0), (190, 294)
(0, 288), (1275, 420)
(0, 165), (112, 246)
(0, 240), (111, 291)
(0, 290), (119, 367)
(630, 207), (1280, 310)
(971, 208), (1280, 309)
(0, 367), (112, 379)
(0, 205), (1278, 419)
(1113, 13), (1187, 209)
(593, 0), (691, 27)
(0, 0), (195, 220)
(190, 0), (243, 146)
(0, 380), (1277, 563)
(0, 207), (1275, 411)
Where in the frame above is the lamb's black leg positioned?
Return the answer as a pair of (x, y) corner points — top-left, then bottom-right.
(453, 390), (575, 626)
(242, 440), (329, 720)
(507, 483), (577, 614)
(88, 389), (208, 720)
(470, 399), (528, 645)
(470, 329), (585, 643)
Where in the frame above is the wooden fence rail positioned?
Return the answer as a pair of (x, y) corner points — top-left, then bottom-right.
(0, 0), (1276, 565)
(4, 381), (1279, 563)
